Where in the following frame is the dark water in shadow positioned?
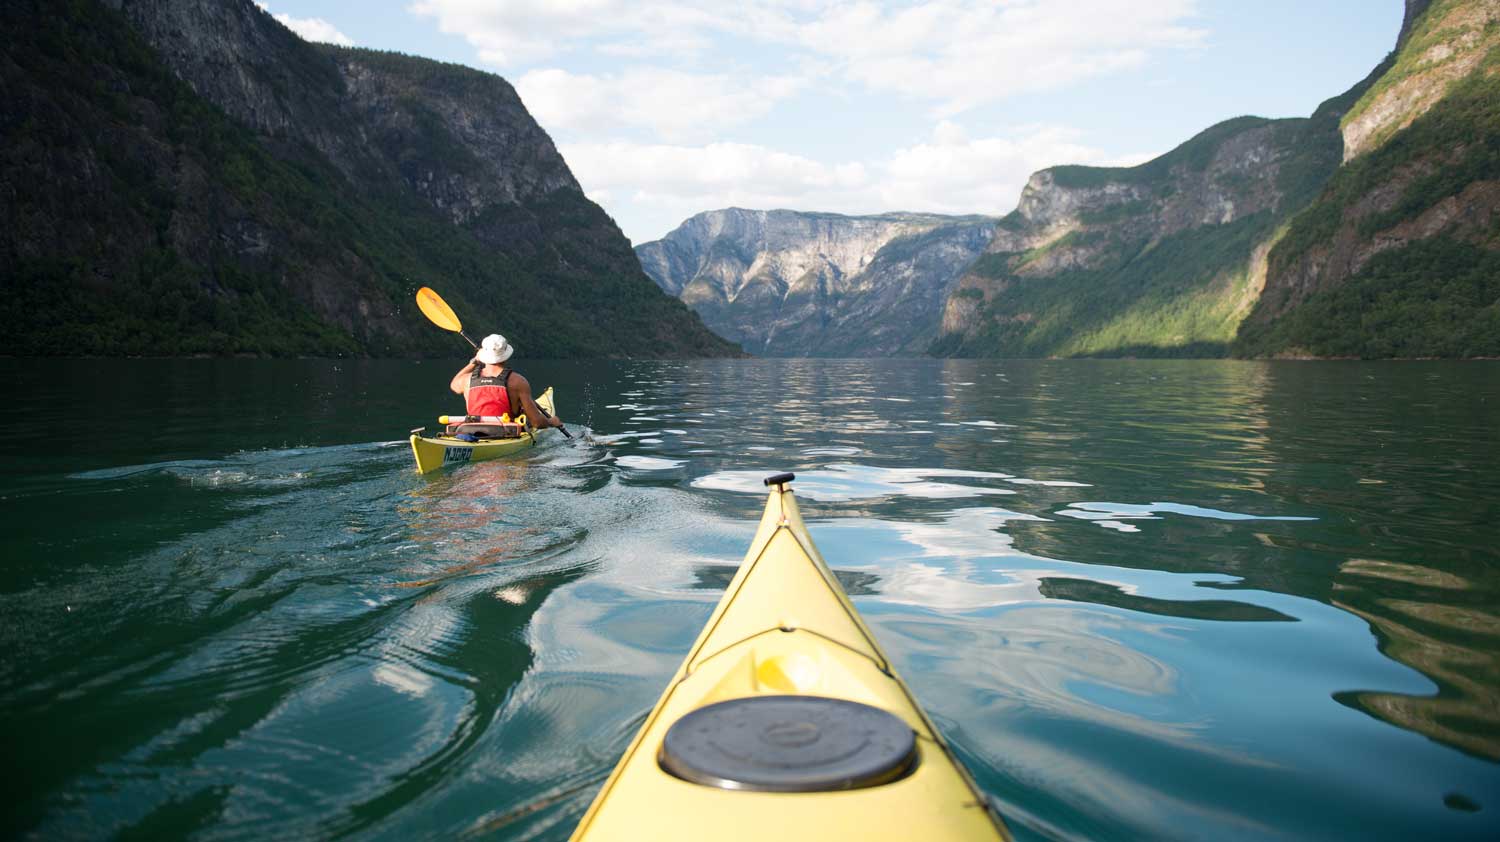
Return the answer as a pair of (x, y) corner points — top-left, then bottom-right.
(1, 358), (1497, 840)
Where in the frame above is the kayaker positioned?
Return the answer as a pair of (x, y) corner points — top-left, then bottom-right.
(448, 334), (564, 430)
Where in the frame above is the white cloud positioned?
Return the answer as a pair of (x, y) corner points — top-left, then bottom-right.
(406, 0), (724, 66)
(562, 121), (1146, 242)
(794, 0), (1205, 115)
(408, 0), (1204, 114)
(517, 68), (804, 143)
(562, 140), (851, 200)
(875, 120), (1143, 214)
(258, 4), (355, 46)
(398, 2), (1200, 241)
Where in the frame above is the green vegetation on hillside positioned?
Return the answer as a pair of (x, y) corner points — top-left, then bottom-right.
(1239, 41), (1500, 358)
(932, 212), (1278, 358)
(1341, 0), (1487, 150)
(1236, 238), (1500, 358)
(930, 22), (1429, 362)
(1050, 117), (1273, 190)
(0, 0), (733, 358)
(1, 0), (371, 355)
(935, 99), (1356, 359)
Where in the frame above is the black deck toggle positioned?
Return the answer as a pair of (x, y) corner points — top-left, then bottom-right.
(763, 472), (796, 487)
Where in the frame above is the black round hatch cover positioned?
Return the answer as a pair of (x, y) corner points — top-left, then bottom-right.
(658, 695), (918, 792)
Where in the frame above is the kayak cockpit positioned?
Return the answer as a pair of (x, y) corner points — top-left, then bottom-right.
(445, 422), (527, 439)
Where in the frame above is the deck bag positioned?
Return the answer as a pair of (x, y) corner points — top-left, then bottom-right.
(446, 421), (526, 439)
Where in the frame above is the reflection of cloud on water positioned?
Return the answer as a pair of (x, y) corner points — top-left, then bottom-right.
(979, 729), (1286, 841)
(372, 662), (434, 697)
(585, 429), (657, 444)
(802, 446), (862, 457)
(461, 580), (708, 793)
(860, 563), (1044, 613)
(886, 506), (1047, 559)
(495, 585), (530, 605)
(876, 600), (1441, 837)
(880, 606), (1203, 748)
(656, 498), (1311, 636)
(693, 463), (1026, 501)
(812, 508), (1300, 623)
(1057, 501), (1316, 532)
(614, 455), (684, 471)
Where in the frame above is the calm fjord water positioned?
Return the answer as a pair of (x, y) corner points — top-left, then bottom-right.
(2, 358), (1498, 841)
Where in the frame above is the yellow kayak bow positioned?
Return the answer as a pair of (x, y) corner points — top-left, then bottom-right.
(571, 473), (1010, 841)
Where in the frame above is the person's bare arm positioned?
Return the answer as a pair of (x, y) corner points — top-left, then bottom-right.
(449, 360), (477, 395)
(509, 374), (562, 428)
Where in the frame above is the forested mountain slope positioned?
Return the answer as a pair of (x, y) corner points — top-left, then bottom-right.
(934, 0), (1496, 360)
(1236, 0), (1500, 358)
(930, 89), (1369, 358)
(0, 0), (736, 357)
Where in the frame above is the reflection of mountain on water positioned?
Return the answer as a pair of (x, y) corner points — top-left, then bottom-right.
(1334, 558), (1500, 762)
(1039, 577), (1295, 623)
(942, 360), (1500, 765)
(1258, 365), (1500, 764)
(690, 563), (880, 596)
(942, 360), (1297, 587)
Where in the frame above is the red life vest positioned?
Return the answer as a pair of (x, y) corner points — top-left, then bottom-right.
(466, 368), (514, 417)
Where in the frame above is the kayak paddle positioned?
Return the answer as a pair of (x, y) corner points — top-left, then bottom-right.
(415, 286), (573, 439)
(415, 286), (478, 348)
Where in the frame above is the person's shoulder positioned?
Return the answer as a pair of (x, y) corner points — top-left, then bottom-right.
(507, 369), (531, 387)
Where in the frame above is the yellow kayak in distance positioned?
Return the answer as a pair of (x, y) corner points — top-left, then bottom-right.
(570, 473), (1011, 841)
(408, 386), (558, 474)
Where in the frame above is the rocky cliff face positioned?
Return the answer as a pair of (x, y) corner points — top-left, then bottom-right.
(1340, 0), (1491, 161)
(932, 100), (1353, 357)
(636, 209), (994, 356)
(1, 0), (734, 357)
(1237, 0), (1500, 358)
(107, 0), (579, 219)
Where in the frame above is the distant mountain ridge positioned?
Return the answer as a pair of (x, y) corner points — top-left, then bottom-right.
(642, 0), (1496, 360)
(0, 0), (736, 357)
(635, 209), (994, 356)
(928, 60), (1384, 358)
(1237, 0), (1500, 357)
(940, 0), (1498, 359)
(931, 104), (1350, 358)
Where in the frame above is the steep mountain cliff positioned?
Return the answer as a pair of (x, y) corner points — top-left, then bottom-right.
(932, 0), (1497, 360)
(0, 0), (735, 357)
(1236, 0), (1500, 358)
(931, 87), (1371, 358)
(635, 209), (994, 356)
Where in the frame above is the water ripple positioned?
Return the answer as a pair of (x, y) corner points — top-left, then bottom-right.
(5, 358), (1499, 841)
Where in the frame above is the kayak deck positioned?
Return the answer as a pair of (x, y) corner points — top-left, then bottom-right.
(570, 476), (1009, 841)
(408, 386), (556, 474)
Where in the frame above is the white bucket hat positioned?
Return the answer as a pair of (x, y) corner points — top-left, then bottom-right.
(476, 333), (514, 365)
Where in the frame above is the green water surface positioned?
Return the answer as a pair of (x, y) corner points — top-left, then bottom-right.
(1, 358), (1497, 840)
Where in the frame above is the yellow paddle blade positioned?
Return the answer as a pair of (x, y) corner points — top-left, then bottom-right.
(415, 287), (462, 332)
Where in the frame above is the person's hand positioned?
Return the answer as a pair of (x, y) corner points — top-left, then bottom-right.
(549, 415), (564, 428)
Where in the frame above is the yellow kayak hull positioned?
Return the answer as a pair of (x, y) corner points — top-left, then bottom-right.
(408, 386), (557, 474)
(570, 478), (1010, 841)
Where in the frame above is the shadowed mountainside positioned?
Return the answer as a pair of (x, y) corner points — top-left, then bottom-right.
(0, 0), (737, 358)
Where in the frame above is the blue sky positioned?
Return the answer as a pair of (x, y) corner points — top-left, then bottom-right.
(258, 1), (1404, 244)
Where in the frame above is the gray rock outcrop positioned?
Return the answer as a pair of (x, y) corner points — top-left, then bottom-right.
(636, 209), (994, 356)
